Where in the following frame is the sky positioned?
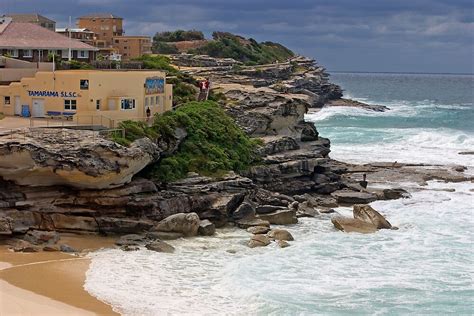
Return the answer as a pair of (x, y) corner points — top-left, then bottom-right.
(2, 0), (473, 73)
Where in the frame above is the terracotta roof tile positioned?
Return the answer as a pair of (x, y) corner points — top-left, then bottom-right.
(0, 22), (97, 50)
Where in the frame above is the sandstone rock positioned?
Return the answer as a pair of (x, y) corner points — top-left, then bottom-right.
(277, 240), (290, 248)
(248, 234), (271, 248)
(14, 245), (39, 252)
(121, 245), (140, 251)
(232, 202), (255, 220)
(331, 190), (377, 204)
(60, 244), (78, 253)
(331, 216), (378, 234)
(23, 230), (60, 245)
(146, 231), (183, 240)
(267, 229), (294, 241)
(246, 226), (271, 234)
(0, 129), (161, 189)
(0, 216), (12, 235)
(353, 204), (392, 229)
(198, 220), (216, 236)
(51, 214), (99, 232)
(115, 234), (146, 246)
(235, 218), (270, 229)
(153, 213), (200, 237)
(145, 240), (175, 253)
(382, 188), (411, 200)
(43, 245), (60, 252)
(257, 209), (298, 225)
(96, 217), (154, 234)
(255, 205), (286, 215)
(296, 201), (320, 217)
(0, 210), (39, 233)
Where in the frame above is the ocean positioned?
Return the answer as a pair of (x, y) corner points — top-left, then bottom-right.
(85, 72), (474, 315)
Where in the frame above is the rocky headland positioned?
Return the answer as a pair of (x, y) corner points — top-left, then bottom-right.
(0, 54), (471, 253)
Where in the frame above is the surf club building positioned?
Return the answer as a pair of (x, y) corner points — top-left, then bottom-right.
(0, 69), (173, 127)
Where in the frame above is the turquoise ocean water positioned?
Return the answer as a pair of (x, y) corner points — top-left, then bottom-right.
(85, 73), (474, 315)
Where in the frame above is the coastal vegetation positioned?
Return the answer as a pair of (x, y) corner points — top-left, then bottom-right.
(116, 101), (261, 182)
(189, 32), (295, 65)
(151, 30), (294, 65)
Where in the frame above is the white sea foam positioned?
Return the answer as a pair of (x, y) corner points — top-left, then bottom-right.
(85, 181), (474, 315)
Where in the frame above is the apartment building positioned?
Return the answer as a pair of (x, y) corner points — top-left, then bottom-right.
(7, 13), (56, 31)
(77, 14), (124, 48)
(76, 13), (151, 60)
(113, 36), (152, 60)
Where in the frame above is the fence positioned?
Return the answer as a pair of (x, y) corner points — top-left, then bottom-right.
(28, 114), (115, 129)
(0, 126), (126, 143)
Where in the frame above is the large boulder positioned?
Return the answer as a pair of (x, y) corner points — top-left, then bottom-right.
(232, 202), (255, 220)
(247, 234), (271, 248)
(247, 226), (271, 234)
(152, 213), (200, 237)
(331, 216), (378, 234)
(23, 230), (60, 245)
(0, 128), (161, 189)
(331, 190), (377, 204)
(257, 209), (298, 225)
(267, 229), (294, 241)
(353, 204), (392, 229)
(145, 240), (175, 253)
(235, 217), (270, 229)
(198, 219), (216, 236)
(0, 217), (12, 235)
(382, 188), (411, 200)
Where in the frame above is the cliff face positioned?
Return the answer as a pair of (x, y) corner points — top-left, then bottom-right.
(0, 54), (420, 241)
(0, 129), (160, 189)
(170, 54), (343, 107)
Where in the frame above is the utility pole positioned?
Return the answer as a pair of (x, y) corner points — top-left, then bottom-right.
(68, 16), (72, 61)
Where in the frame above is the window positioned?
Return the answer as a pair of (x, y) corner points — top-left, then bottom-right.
(155, 96), (160, 106)
(80, 79), (89, 90)
(96, 100), (101, 110)
(150, 96), (154, 106)
(4, 96), (11, 106)
(115, 40), (119, 44)
(7, 49), (18, 57)
(62, 50), (69, 58)
(145, 97), (149, 107)
(120, 99), (135, 110)
(78, 50), (89, 59)
(23, 49), (33, 58)
(64, 99), (77, 111)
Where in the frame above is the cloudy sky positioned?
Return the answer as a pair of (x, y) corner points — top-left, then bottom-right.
(2, 0), (473, 73)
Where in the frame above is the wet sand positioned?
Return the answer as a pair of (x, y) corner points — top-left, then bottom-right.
(0, 234), (119, 316)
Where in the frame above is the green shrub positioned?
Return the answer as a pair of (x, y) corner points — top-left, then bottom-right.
(154, 30), (204, 42)
(152, 42), (179, 54)
(189, 32), (294, 64)
(150, 101), (261, 182)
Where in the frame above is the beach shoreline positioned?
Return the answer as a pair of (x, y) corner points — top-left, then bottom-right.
(0, 234), (118, 316)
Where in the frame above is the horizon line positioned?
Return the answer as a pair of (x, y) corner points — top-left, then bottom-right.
(327, 70), (474, 76)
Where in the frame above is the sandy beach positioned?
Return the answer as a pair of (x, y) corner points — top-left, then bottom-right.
(0, 234), (118, 316)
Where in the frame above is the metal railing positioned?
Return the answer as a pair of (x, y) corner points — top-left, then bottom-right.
(0, 126), (126, 143)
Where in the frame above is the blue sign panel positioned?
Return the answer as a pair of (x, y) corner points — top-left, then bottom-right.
(145, 77), (164, 95)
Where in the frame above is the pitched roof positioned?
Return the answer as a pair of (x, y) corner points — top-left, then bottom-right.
(78, 13), (122, 19)
(0, 22), (97, 50)
(8, 13), (55, 24)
